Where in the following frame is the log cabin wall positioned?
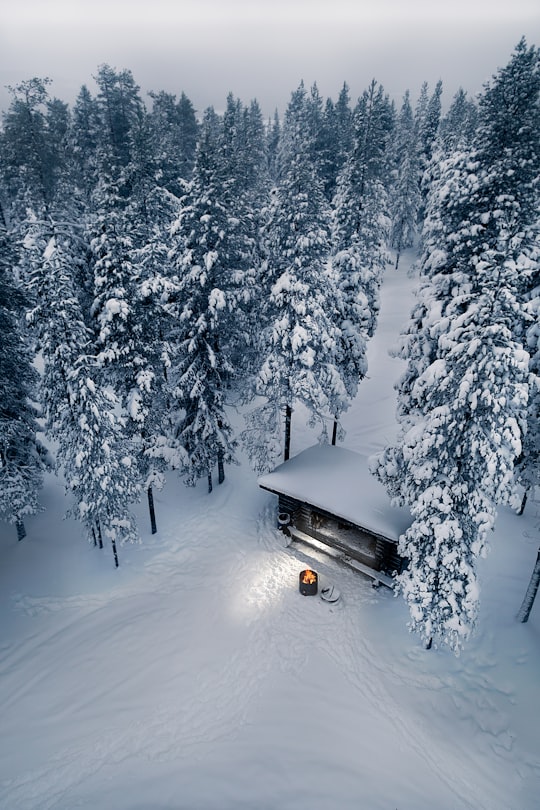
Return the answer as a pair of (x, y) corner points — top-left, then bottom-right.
(376, 539), (407, 576)
(310, 511), (378, 569)
(277, 494), (303, 526)
(277, 495), (405, 574)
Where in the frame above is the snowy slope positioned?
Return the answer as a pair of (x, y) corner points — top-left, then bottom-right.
(1, 252), (539, 810)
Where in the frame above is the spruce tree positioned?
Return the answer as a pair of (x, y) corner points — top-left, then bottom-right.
(316, 84), (357, 203)
(88, 132), (174, 532)
(164, 108), (241, 491)
(372, 40), (540, 652)
(331, 80), (391, 436)
(334, 82), (354, 172)
(93, 65), (144, 171)
(220, 94), (269, 381)
(418, 80), (443, 165)
(71, 84), (101, 201)
(266, 109), (281, 182)
(390, 91), (422, 268)
(89, 166), (138, 373)
(515, 251), (540, 511)
(123, 115), (180, 532)
(417, 81), (443, 223)
(1, 78), (56, 218)
(244, 84), (345, 469)
(439, 89), (477, 155)
(516, 280), (540, 623)
(0, 222), (48, 540)
(26, 222), (140, 564)
(176, 92), (199, 181)
(147, 90), (198, 193)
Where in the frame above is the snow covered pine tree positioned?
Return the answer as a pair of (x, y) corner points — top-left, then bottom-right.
(244, 83), (346, 470)
(372, 40), (540, 652)
(0, 221), (48, 540)
(389, 90), (422, 269)
(164, 108), (240, 492)
(27, 222), (140, 566)
(330, 80), (392, 441)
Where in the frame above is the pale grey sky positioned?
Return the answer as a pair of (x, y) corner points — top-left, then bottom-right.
(1, 0), (539, 116)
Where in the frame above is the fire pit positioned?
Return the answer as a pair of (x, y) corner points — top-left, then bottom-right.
(299, 568), (318, 596)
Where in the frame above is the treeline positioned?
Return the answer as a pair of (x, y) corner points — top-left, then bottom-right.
(1, 43), (538, 650)
(0, 65), (446, 546)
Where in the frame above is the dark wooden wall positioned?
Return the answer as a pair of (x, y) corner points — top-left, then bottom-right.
(277, 495), (405, 576)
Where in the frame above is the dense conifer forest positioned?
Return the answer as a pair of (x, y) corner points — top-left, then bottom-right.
(1, 40), (538, 650)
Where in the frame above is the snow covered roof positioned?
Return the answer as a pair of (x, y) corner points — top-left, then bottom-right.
(258, 444), (411, 543)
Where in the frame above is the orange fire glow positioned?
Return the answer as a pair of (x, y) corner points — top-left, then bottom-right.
(301, 569), (317, 585)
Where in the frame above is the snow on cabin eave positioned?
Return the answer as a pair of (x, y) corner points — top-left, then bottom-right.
(258, 444), (411, 544)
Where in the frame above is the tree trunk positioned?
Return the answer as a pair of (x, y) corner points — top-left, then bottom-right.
(518, 489), (528, 516)
(217, 450), (225, 485)
(207, 470), (213, 494)
(97, 522), (103, 549)
(395, 251), (400, 270)
(284, 405), (292, 461)
(331, 418), (338, 446)
(92, 526), (97, 547)
(517, 546), (540, 623)
(111, 536), (119, 568)
(16, 519), (26, 542)
(0, 198), (8, 229)
(147, 486), (157, 535)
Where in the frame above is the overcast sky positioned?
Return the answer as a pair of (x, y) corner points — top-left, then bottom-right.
(1, 0), (539, 117)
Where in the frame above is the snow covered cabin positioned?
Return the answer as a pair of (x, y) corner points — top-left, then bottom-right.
(258, 444), (411, 586)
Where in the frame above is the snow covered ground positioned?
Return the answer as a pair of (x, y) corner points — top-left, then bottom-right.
(1, 252), (539, 810)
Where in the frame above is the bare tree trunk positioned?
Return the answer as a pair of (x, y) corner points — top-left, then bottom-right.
(518, 489), (528, 516)
(394, 224), (404, 269)
(217, 450), (225, 485)
(0, 197), (8, 229)
(284, 405), (292, 461)
(147, 486), (157, 535)
(207, 470), (213, 494)
(216, 412), (225, 484)
(97, 522), (103, 549)
(92, 526), (98, 547)
(16, 519), (26, 541)
(111, 536), (119, 568)
(517, 546), (540, 623)
(331, 418), (338, 446)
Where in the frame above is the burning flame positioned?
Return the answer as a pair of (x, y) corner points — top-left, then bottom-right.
(301, 569), (317, 585)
